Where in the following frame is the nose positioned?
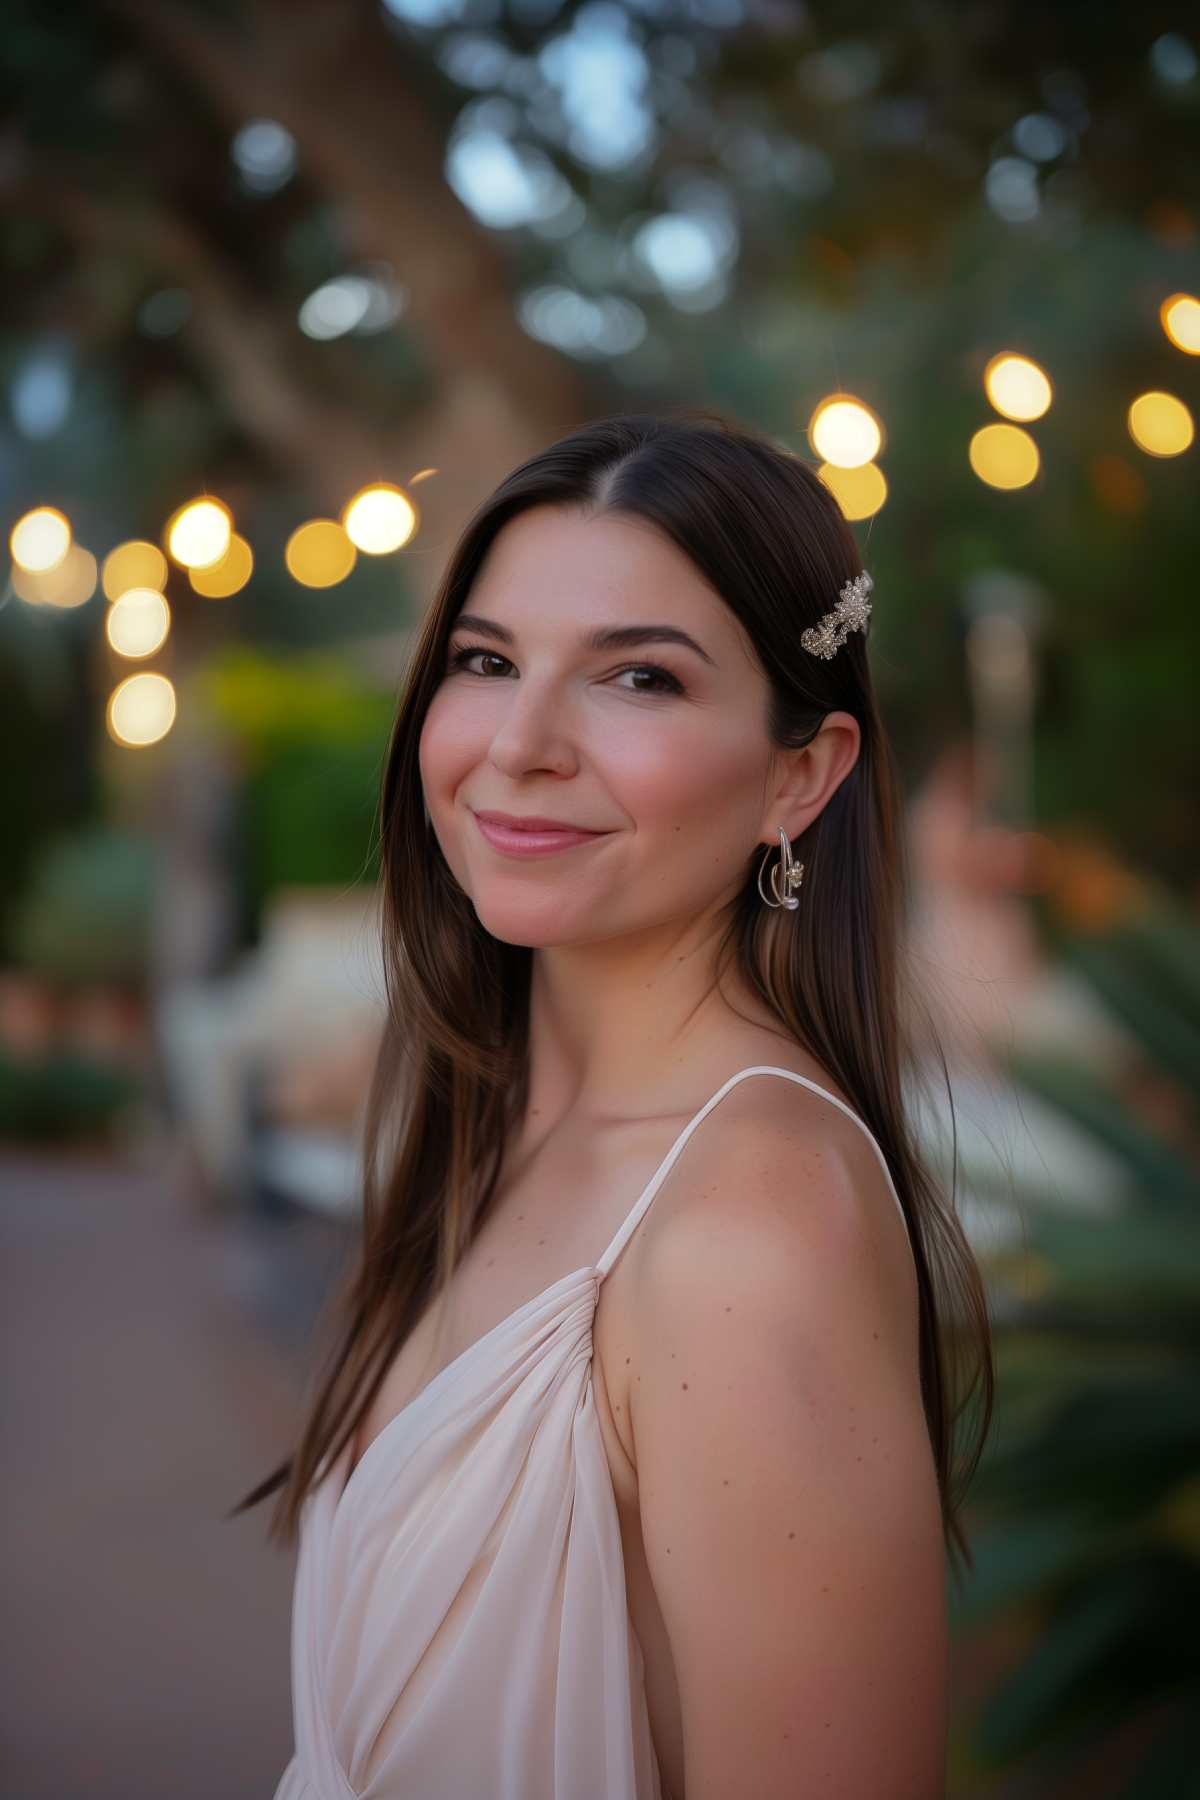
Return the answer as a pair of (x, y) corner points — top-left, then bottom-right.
(484, 671), (579, 780)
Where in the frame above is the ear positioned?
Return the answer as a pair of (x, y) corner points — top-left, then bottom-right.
(759, 710), (861, 844)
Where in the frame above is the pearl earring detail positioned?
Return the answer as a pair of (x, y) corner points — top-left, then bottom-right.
(757, 827), (804, 910)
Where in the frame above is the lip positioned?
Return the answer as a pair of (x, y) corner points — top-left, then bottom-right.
(474, 809), (601, 832)
(471, 809), (610, 858)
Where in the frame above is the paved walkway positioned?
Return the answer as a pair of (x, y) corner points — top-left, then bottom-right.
(1, 1147), (352, 1799)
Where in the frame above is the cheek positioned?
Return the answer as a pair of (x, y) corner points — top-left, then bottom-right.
(604, 714), (762, 827)
(418, 692), (474, 796)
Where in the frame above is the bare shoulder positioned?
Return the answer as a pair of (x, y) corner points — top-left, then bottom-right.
(630, 1066), (920, 1373)
(624, 1070), (944, 1798)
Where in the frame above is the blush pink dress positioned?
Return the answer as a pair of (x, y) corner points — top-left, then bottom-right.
(273, 1064), (913, 1799)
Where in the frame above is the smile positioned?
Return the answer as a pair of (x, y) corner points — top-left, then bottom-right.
(471, 813), (611, 858)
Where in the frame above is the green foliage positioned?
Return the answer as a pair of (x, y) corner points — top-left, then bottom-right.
(953, 898), (1200, 1794)
(7, 825), (154, 985)
(194, 644), (396, 760)
(194, 646), (391, 920)
(242, 736), (386, 900)
(0, 597), (101, 959)
(0, 1046), (142, 1144)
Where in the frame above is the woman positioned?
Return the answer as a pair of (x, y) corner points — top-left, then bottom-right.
(237, 409), (993, 1799)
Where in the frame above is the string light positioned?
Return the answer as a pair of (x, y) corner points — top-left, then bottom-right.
(10, 506), (72, 573)
(13, 543), (96, 608)
(984, 353), (1053, 421)
(189, 533), (253, 597)
(969, 423), (1040, 489)
(286, 520), (357, 587)
(106, 588), (171, 658)
(165, 497), (233, 569)
(1127, 391), (1194, 456)
(808, 395), (884, 468)
(107, 672), (177, 747)
(817, 462), (888, 520)
(342, 482), (416, 554)
(103, 540), (168, 601)
(1159, 293), (1200, 354)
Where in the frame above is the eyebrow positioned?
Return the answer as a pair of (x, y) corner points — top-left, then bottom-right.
(449, 613), (718, 669)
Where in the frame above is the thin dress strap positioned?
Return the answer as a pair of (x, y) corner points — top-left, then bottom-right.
(595, 1063), (913, 1281)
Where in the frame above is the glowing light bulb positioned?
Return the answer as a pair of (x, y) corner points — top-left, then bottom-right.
(969, 424), (1040, 489)
(984, 353), (1052, 421)
(13, 543), (97, 608)
(817, 462), (888, 521)
(285, 520), (358, 587)
(103, 540), (168, 601)
(107, 588), (171, 658)
(108, 672), (177, 747)
(189, 533), (253, 596)
(1160, 293), (1200, 355)
(1127, 390), (1194, 457)
(808, 397), (883, 469)
(165, 497), (233, 568)
(342, 483), (416, 554)
(10, 506), (71, 572)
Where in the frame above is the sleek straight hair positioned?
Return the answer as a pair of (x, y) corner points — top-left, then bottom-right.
(232, 408), (994, 1574)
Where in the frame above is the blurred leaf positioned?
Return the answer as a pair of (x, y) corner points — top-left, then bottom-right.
(973, 1554), (1200, 1763)
(243, 737), (384, 899)
(1061, 923), (1200, 1103)
(7, 826), (154, 984)
(973, 1371), (1200, 1521)
(949, 1515), (1113, 1632)
(1007, 1053), (1199, 1213)
(1021, 1205), (1200, 1317)
(193, 647), (394, 758)
(0, 1048), (141, 1143)
(1116, 1693), (1200, 1799)
(961, 904), (1200, 1793)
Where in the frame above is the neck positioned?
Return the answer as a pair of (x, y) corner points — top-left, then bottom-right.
(520, 912), (779, 1132)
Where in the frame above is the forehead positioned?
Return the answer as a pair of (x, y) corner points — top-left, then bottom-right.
(467, 506), (735, 639)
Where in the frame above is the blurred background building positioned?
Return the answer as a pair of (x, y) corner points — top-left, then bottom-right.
(2, 2), (1198, 1794)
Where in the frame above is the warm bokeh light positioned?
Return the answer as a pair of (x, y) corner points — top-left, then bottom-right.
(10, 506), (71, 573)
(107, 671), (177, 747)
(285, 519), (358, 587)
(817, 461), (888, 520)
(12, 543), (97, 608)
(189, 532), (253, 597)
(102, 539), (168, 601)
(969, 423), (1041, 489)
(1127, 390), (1194, 456)
(808, 396), (883, 468)
(106, 588), (171, 658)
(984, 352), (1053, 421)
(1160, 292), (1200, 354)
(165, 497), (233, 568)
(342, 482), (417, 554)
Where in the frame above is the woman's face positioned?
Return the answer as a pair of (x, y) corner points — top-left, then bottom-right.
(419, 505), (782, 948)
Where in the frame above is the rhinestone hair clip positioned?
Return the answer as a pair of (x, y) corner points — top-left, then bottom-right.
(800, 570), (874, 661)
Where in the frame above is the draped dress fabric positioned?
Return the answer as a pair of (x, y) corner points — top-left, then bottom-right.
(273, 1064), (914, 1799)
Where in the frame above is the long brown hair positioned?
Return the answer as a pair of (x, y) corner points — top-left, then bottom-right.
(231, 407), (993, 1575)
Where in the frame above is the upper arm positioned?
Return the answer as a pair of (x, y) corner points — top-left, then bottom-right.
(628, 1103), (947, 1800)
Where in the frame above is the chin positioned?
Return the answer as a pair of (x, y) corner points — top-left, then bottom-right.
(470, 896), (594, 950)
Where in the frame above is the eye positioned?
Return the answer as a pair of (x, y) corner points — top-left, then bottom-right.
(613, 662), (685, 697)
(445, 644), (685, 698)
(447, 645), (510, 679)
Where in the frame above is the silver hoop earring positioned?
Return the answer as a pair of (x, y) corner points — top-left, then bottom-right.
(757, 826), (804, 911)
